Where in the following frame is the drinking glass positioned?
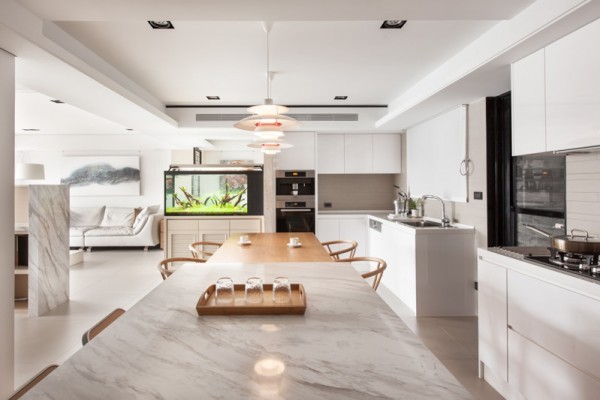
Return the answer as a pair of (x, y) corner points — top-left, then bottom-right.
(245, 277), (264, 304)
(215, 277), (234, 304)
(272, 277), (291, 304)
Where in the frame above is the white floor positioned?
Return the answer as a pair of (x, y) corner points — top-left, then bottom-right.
(14, 250), (503, 399)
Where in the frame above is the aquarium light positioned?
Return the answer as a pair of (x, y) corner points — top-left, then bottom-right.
(168, 164), (262, 172)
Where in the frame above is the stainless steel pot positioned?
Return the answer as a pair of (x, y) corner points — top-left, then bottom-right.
(523, 224), (600, 254)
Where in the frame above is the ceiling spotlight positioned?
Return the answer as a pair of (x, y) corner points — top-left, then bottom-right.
(125, 128), (134, 131)
(206, 96), (220, 100)
(334, 96), (348, 100)
(380, 20), (407, 29)
(50, 99), (64, 104)
(148, 21), (174, 29)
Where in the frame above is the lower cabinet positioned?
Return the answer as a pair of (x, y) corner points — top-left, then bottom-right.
(166, 218), (262, 258)
(478, 249), (600, 400)
(477, 258), (508, 382)
(316, 215), (367, 257)
(369, 217), (476, 316)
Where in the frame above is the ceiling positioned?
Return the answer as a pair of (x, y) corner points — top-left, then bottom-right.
(5, 0), (598, 150)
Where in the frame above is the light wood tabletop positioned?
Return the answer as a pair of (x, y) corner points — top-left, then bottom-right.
(207, 232), (333, 263)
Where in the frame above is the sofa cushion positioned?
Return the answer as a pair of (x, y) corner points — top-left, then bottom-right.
(100, 207), (135, 227)
(132, 207), (151, 234)
(84, 226), (134, 237)
(70, 206), (105, 227)
(70, 226), (94, 237)
(147, 204), (160, 214)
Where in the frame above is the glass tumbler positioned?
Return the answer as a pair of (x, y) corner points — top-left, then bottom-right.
(245, 277), (264, 304)
(215, 277), (234, 304)
(272, 277), (291, 304)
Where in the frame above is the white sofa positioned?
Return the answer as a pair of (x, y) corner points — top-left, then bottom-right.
(70, 205), (162, 250)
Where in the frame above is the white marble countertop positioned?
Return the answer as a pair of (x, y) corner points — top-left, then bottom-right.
(24, 262), (473, 399)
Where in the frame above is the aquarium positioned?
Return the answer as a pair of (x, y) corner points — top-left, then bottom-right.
(165, 169), (263, 216)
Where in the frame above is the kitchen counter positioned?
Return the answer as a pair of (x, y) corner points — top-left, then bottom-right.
(484, 247), (600, 287)
(368, 214), (475, 233)
(317, 209), (392, 215)
(24, 262), (474, 399)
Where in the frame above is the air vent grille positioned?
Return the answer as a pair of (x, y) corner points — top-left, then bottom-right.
(195, 113), (358, 122)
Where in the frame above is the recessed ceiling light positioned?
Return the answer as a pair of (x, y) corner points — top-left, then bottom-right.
(380, 20), (407, 29)
(206, 96), (220, 100)
(22, 128), (40, 131)
(126, 128), (134, 131)
(50, 99), (64, 104)
(334, 96), (348, 100)
(148, 21), (174, 29)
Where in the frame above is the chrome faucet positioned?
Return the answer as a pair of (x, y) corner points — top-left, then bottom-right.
(421, 195), (451, 227)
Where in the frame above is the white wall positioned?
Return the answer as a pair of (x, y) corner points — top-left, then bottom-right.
(0, 49), (15, 397)
(16, 150), (170, 208)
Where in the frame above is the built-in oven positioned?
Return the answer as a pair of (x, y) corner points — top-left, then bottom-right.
(276, 199), (316, 233)
(275, 170), (316, 232)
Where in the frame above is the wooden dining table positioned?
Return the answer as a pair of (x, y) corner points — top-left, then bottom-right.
(207, 232), (333, 264)
(24, 261), (474, 399)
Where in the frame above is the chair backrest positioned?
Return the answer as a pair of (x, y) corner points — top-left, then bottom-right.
(9, 364), (59, 399)
(346, 257), (387, 290)
(189, 241), (223, 260)
(158, 257), (205, 280)
(82, 308), (126, 346)
(321, 240), (358, 261)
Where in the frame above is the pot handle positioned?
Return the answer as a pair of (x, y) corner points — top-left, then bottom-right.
(570, 229), (590, 240)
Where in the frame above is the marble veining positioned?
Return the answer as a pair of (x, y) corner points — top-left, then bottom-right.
(28, 185), (70, 317)
(24, 262), (473, 399)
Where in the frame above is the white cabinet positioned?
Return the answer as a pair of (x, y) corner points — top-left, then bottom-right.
(511, 19), (600, 155)
(372, 134), (401, 173)
(344, 135), (372, 173)
(166, 217), (262, 258)
(275, 131), (316, 170)
(477, 258), (508, 382)
(478, 249), (600, 400)
(512, 48), (547, 155)
(546, 19), (600, 151)
(317, 134), (401, 174)
(316, 215), (367, 256)
(508, 330), (600, 400)
(369, 217), (476, 316)
(317, 134), (344, 173)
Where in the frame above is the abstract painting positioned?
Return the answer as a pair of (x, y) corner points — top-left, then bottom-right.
(61, 156), (140, 196)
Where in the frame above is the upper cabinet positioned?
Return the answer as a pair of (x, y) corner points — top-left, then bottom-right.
(512, 18), (600, 155)
(317, 134), (345, 173)
(275, 131), (316, 170)
(545, 19), (600, 152)
(512, 49), (546, 156)
(317, 133), (401, 174)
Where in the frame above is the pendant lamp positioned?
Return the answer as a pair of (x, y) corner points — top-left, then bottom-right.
(235, 22), (298, 154)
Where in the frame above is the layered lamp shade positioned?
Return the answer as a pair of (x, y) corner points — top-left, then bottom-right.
(234, 23), (299, 154)
(15, 163), (45, 181)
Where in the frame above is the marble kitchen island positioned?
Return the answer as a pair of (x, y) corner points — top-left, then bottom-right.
(23, 261), (473, 399)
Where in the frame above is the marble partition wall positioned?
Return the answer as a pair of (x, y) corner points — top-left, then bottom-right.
(28, 185), (70, 316)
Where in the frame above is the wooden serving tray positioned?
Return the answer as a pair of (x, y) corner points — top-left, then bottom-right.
(196, 284), (307, 316)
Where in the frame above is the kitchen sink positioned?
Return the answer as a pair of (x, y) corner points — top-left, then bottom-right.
(399, 220), (454, 228)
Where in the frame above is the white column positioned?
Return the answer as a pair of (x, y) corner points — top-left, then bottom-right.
(0, 49), (15, 396)
(28, 185), (70, 316)
(263, 155), (276, 232)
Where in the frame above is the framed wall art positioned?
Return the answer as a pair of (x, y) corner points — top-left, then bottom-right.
(61, 156), (140, 196)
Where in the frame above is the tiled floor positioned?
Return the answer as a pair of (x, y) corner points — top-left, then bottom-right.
(15, 251), (503, 399)
(378, 286), (505, 400)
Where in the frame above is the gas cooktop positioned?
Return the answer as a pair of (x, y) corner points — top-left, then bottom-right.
(525, 255), (600, 282)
